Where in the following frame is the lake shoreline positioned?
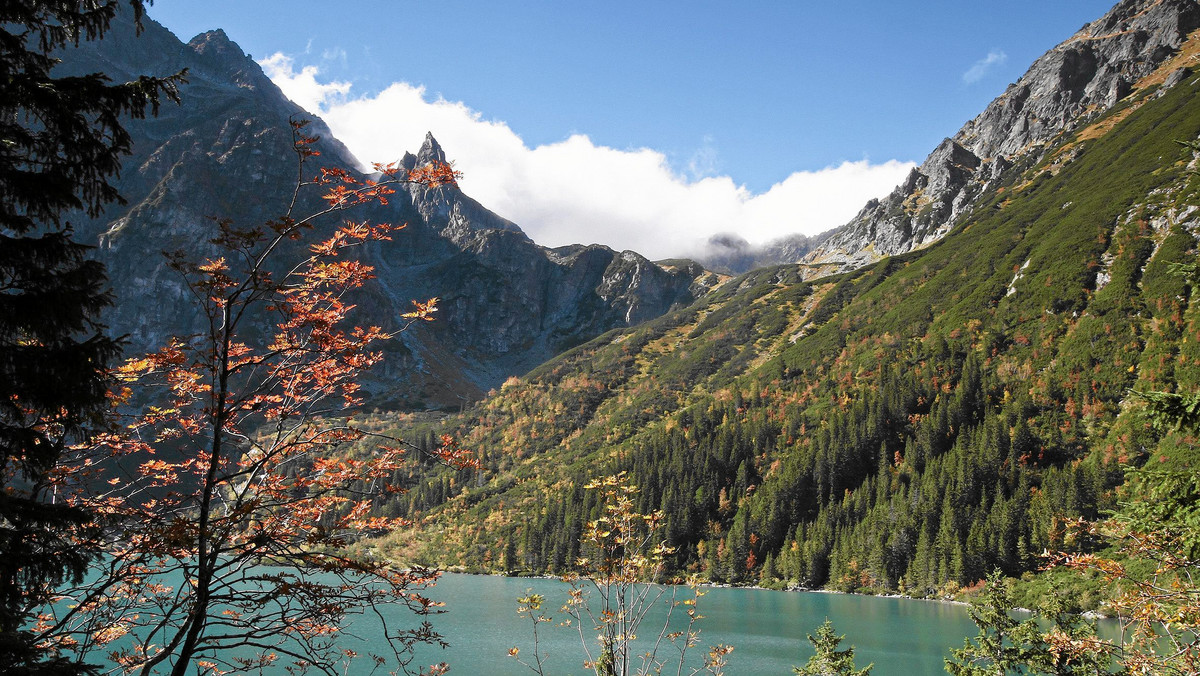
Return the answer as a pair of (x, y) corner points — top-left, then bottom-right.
(430, 567), (974, 609)
(426, 568), (1119, 621)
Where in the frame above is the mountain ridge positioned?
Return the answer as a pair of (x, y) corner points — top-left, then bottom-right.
(62, 10), (721, 408)
(708, 0), (1200, 276)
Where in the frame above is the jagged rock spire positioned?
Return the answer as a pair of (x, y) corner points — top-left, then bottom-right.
(401, 132), (446, 171)
(416, 132), (446, 166)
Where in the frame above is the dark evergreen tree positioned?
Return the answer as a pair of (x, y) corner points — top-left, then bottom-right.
(793, 619), (872, 676)
(0, 2), (181, 673)
(945, 570), (1041, 676)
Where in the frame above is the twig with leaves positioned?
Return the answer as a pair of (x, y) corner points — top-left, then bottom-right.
(510, 473), (731, 676)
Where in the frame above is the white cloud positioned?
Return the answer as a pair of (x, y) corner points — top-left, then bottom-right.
(260, 52), (915, 260)
(259, 53), (350, 115)
(963, 50), (1008, 85)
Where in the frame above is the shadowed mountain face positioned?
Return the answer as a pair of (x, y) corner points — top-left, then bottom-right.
(59, 12), (721, 409)
(707, 0), (1200, 276)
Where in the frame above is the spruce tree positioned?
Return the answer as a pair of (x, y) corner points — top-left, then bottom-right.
(945, 570), (1041, 676)
(793, 619), (872, 676)
(0, 1), (181, 672)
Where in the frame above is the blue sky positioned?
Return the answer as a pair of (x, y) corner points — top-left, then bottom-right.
(148, 0), (1117, 258)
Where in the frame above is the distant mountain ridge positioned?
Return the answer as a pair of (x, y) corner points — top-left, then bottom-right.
(710, 0), (1200, 275)
(61, 11), (721, 408)
(698, 231), (829, 276)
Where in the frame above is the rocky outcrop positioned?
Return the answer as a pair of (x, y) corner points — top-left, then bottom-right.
(62, 10), (718, 409)
(810, 138), (991, 270)
(957, 0), (1200, 159)
(398, 133), (525, 245)
(804, 0), (1200, 274)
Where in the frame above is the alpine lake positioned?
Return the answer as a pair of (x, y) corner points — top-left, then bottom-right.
(90, 569), (1122, 674)
(365, 573), (1028, 675)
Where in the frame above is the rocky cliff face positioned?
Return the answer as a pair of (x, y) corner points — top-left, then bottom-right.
(802, 0), (1200, 274)
(62, 11), (718, 408)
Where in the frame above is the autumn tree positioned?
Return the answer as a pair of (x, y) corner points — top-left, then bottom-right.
(1051, 478), (1200, 675)
(1045, 391), (1200, 674)
(0, 1), (182, 674)
(28, 121), (473, 676)
(943, 569), (1120, 675)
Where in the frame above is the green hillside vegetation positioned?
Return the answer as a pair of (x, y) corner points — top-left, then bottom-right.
(359, 68), (1200, 604)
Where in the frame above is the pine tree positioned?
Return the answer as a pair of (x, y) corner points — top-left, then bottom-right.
(793, 619), (872, 676)
(945, 570), (1041, 676)
(0, 2), (181, 672)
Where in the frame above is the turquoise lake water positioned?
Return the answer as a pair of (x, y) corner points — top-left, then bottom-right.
(392, 573), (982, 675)
(90, 570), (1117, 674)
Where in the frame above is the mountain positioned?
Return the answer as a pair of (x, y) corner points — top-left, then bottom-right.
(59, 11), (721, 408)
(698, 231), (829, 276)
(367, 0), (1200, 603)
(712, 0), (1200, 276)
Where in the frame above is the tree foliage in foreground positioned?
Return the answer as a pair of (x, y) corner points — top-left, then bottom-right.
(0, 1), (182, 674)
(945, 569), (1116, 676)
(28, 122), (473, 676)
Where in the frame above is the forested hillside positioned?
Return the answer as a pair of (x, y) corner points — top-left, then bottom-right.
(361, 54), (1200, 599)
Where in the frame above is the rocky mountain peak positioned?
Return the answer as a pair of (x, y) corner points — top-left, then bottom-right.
(186, 28), (234, 54)
(416, 132), (447, 167)
(954, 0), (1200, 161)
(395, 134), (525, 240)
(183, 28), (269, 87)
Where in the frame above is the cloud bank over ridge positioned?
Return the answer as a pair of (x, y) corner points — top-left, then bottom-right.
(261, 53), (915, 261)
